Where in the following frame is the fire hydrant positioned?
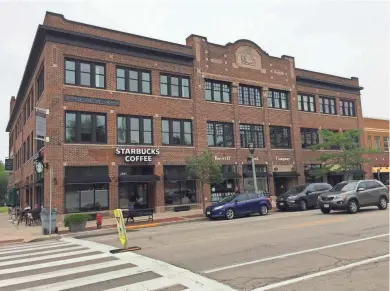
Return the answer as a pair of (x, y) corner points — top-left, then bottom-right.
(96, 213), (102, 229)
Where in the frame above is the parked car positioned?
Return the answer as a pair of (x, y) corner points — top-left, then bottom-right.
(318, 180), (389, 214)
(205, 193), (272, 220)
(276, 183), (332, 211)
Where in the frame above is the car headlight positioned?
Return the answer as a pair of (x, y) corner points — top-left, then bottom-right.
(334, 194), (347, 200)
(287, 196), (297, 200)
(213, 206), (224, 211)
(318, 196), (322, 200)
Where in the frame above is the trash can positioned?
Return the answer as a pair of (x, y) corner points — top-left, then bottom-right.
(40, 208), (58, 235)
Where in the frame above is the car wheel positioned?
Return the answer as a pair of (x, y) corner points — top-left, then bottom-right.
(321, 208), (331, 214)
(378, 197), (388, 210)
(259, 205), (269, 216)
(299, 200), (307, 211)
(225, 208), (235, 220)
(347, 199), (359, 214)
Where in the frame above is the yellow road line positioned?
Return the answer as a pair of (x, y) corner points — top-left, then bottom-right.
(126, 223), (160, 230)
(291, 217), (345, 228)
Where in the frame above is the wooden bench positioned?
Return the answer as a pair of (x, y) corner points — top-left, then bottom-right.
(123, 208), (154, 223)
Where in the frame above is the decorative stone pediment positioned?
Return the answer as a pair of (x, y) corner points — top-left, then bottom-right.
(236, 46), (262, 70)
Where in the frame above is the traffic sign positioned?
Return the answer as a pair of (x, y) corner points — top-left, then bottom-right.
(113, 209), (127, 249)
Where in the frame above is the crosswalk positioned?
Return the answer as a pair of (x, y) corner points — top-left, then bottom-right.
(0, 237), (235, 291)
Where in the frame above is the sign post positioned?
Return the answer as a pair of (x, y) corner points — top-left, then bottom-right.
(113, 209), (128, 249)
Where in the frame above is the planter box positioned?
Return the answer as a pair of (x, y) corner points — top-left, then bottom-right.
(68, 221), (87, 232)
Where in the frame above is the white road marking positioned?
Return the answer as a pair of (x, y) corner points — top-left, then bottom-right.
(0, 245), (84, 259)
(0, 240), (66, 252)
(252, 254), (390, 291)
(0, 259), (131, 287)
(103, 277), (180, 291)
(203, 233), (390, 273)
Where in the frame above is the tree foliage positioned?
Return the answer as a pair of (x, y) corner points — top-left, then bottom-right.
(0, 161), (9, 205)
(309, 129), (371, 179)
(185, 150), (222, 211)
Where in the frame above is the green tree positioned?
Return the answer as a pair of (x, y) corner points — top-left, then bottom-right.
(185, 150), (223, 212)
(309, 129), (371, 180)
(0, 161), (9, 205)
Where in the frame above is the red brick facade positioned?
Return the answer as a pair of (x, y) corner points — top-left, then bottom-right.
(6, 12), (365, 213)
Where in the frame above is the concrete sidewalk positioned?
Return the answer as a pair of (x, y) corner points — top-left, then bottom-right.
(0, 209), (205, 244)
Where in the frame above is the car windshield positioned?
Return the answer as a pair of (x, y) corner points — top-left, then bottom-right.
(330, 182), (358, 192)
(285, 184), (308, 194)
(219, 195), (238, 203)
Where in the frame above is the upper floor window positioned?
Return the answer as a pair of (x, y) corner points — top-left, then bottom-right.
(238, 85), (261, 107)
(270, 126), (291, 149)
(207, 122), (234, 147)
(160, 74), (190, 98)
(37, 67), (44, 98)
(297, 94), (315, 112)
(65, 111), (107, 144)
(162, 119), (192, 146)
(319, 97), (336, 115)
(384, 137), (389, 152)
(339, 99), (355, 117)
(116, 67), (151, 94)
(240, 124), (265, 148)
(65, 59), (105, 89)
(117, 115), (153, 145)
(301, 128), (319, 149)
(374, 136), (381, 151)
(268, 89), (288, 109)
(368, 136), (372, 149)
(205, 80), (231, 103)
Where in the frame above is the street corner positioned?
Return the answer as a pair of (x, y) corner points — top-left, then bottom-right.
(24, 234), (62, 243)
(0, 238), (24, 245)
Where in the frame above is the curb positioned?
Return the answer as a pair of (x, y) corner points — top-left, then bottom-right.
(24, 235), (62, 243)
(0, 239), (24, 245)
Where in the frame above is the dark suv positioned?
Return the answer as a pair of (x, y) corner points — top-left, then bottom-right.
(318, 180), (389, 214)
(276, 183), (332, 211)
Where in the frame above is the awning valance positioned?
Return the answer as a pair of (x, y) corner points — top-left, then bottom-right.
(273, 172), (299, 178)
(242, 172), (272, 178)
(164, 173), (198, 181)
(223, 172), (242, 179)
(64, 175), (110, 185)
(119, 175), (160, 183)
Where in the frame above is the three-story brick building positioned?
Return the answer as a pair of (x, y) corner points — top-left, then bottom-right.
(6, 12), (364, 214)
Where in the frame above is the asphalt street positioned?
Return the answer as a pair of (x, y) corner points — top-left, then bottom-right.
(88, 207), (390, 291)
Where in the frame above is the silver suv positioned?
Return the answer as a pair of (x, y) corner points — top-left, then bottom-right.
(318, 180), (389, 214)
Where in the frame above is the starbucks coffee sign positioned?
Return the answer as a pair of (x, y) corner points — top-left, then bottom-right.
(116, 148), (160, 162)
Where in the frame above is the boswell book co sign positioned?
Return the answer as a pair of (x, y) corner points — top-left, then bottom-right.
(116, 148), (160, 162)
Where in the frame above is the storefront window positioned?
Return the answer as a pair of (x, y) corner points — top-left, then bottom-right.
(65, 184), (109, 213)
(304, 164), (323, 183)
(210, 165), (239, 202)
(164, 166), (197, 206)
(242, 165), (268, 193)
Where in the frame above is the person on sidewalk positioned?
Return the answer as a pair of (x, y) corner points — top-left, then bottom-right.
(126, 202), (135, 224)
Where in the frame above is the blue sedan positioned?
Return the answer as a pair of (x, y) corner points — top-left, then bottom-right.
(205, 193), (272, 220)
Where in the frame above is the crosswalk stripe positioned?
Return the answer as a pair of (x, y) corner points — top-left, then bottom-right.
(16, 267), (147, 291)
(103, 277), (185, 291)
(0, 253), (113, 275)
(0, 260), (132, 287)
(0, 240), (66, 252)
(0, 249), (97, 267)
(0, 245), (85, 260)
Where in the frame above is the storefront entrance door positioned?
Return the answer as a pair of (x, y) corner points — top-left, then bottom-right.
(120, 183), (149, 209)
(274, 177), (287, 196)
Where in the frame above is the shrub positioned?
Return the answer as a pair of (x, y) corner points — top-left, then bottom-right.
(64, 213), (90, 228)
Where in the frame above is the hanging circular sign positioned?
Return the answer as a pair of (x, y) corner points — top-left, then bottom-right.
(35, 161), (44, 173)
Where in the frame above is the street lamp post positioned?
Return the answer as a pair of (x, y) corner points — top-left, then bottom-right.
(248, 143), (259, 193)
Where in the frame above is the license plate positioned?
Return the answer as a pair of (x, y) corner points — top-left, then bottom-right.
(324, 204), (329, 208)
(279, 202), (284, 206)
(206, 211), (210, 215)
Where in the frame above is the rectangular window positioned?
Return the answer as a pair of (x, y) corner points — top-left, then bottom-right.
(160, 74), (190, 98)
(239, 124), (265, 148)
(384, 137), (389, 152)
(238, 85), (261, 107)
(270, 126), (291, 149)
(64, 59), (106, 88)
(37, 67), (44, 97)
(204, 80), (231, 103)
(116, 67), (151, 94)
(319, 97), (336, 115)
(207, 122), (234, 147)
(161, 119), (192, 146)
(300, 128), (319, 149)
(65, 111), (107, 144)
(374, 136), (381, 151)
(242, 165), (269, 193)
(267, 89), (289, 109)
(368, 136), (372, 149)
(65, 184), (109, 213)
(117, 115), (153, 145)
(339, 99), (356, 117)
(297, 94), (315, 112)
